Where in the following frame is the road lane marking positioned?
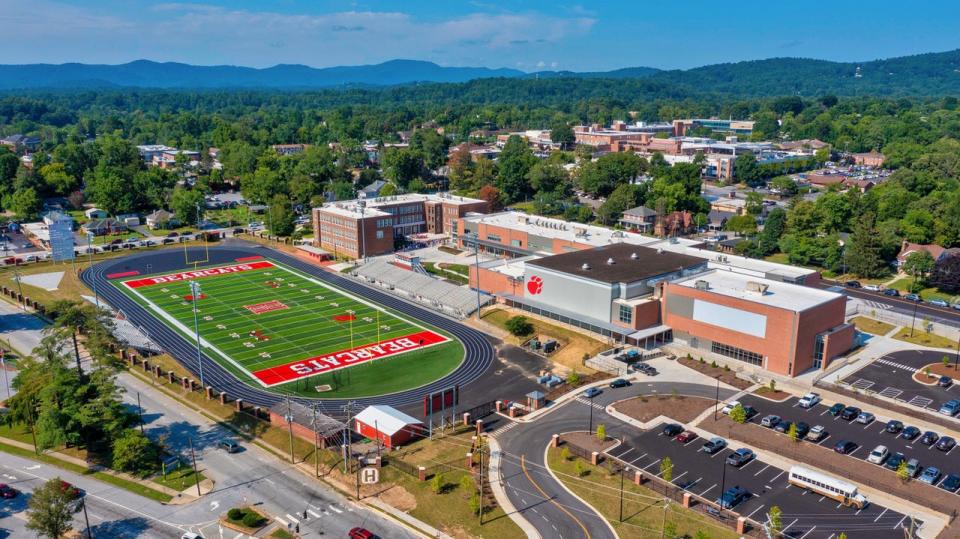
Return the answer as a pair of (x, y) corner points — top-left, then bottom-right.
(328, 505), (343, 514)
(307, 509), (321, 518)
(770, 470), (785, 482)
(521, 455), (591, 539)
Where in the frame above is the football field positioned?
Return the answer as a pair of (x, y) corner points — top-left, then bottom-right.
(111, 257), (463, 396)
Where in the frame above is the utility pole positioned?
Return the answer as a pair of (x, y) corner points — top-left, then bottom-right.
(660, 498), (669, 539)
(713, 377), (720, 420)
(285, 397), (295, 463)
(341, 401), (356, 474)
(0, 350), (9, 399)
(189, 436), (201, 497)
(312, 403), (320, 478)
(189, 281), (205, 388)
(81, 499), (92, 539)
(472, 233), (482, 320)
(619, 464), (625, 522)
(477, 436), (484, 525)
(87, 232), (99, 307)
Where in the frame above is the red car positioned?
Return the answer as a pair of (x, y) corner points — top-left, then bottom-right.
(0, 484), (18, 498)
(348, 528), (376, 539)
(675, 431), (697, 443)
(58, 481), (81, 500)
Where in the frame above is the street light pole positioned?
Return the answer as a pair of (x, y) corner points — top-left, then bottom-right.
(713, 377), (720, 421)
(472, 233), (482, 320)
(88, 233), (99, 308)
(189, 281), (205, 389)
(81, 499), (93, 539)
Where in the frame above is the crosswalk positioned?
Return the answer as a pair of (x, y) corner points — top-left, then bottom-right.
(574, 396), (606, 411)
(490, 421), (519, 437)
(875, 358), (918, 373)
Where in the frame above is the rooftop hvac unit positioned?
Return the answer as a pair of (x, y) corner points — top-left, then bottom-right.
(694, 280), (710, 290)
(746, 281), (769, 295)
(581, 263), (591, 271)
(606, 257), (615, 265)
(630, 252), (638, 260)
(656, 248), (663, 254)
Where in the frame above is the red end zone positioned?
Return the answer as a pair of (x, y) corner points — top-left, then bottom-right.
(251, 330), (450, 386)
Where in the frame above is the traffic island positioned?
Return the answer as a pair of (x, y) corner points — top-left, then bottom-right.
(611, 394), (713, 425)
(221, 506), (270, 536)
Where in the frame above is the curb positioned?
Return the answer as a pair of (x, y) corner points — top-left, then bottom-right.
(487, 437), (541, 539)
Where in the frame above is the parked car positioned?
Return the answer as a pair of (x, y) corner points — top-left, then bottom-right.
(218, 439), (241, 453)
(716, 486), (750, 510)
(855, 411), (875, 424)
(797, 392), (821, 408)
(742, 405), (759, 421)
(702, 437), (727, 454)
(0, 484), (17, 498)
(867, 445), (889, 464)
(919, 466), (942, 485)
(635, 363), (658, 376)
(348, 527), (377, 539)
(676, 431), (697, 443)
(774, 420), (792, 433)
(760, 414), (781, 428)
(940, 474), (960, 492)
(901, 426), (921, 440)
(845, 280), (862, 288)
(795, 422), (811, 438)
(58, 481), (81, 500)
(583, 387), (602, 398)
(929, 299), (950, 308)
(840, 406), (861, 420)
(920, 431), (940, 445)
(806, 425), (827, 442)
(905, 458), (920, 478)
(834, 440), (857, 454)
(828, 403), (846, 417)
(882, 288), (900, 297)
(938, 400), (960, 416)
(935, 436), (956, 452)
(938, 376), (953, 388)
(609, 378), (630, 389)
(885, 420), (904, 434)
(721, 401), (741, 415)
(726, 448), (755, 467)
(884, 452), (906, 471)
(864, 284), (881, 291)
(905, 293), (921, 301)
(662, 423), (684, 437)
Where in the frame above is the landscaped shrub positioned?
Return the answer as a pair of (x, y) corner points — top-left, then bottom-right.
(242, 511), (265, 528)
(227, 508), (243, 521)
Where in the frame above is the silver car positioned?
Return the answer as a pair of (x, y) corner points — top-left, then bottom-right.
(761, 414), (781, 428)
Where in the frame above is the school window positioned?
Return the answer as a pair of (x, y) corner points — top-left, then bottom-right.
(511, 239), (522, 247)
(618, 305), (632, 324)
(710, 342), (763, 366)
(487, 233), (501, 242)
(376, 231), (384, 239)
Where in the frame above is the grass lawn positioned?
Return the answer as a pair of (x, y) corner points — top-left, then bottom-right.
(113, 258), (464, 397)
(152, 465), (205, 492)
(850, 316), (896, 336)
(764, 253), (790, 265)
(893, 327), (958, 349)
(547, 447), (740, 539)
(423, 262), (468, 285)
(888, 278), (958, 303)
(482, 307), (605, 372)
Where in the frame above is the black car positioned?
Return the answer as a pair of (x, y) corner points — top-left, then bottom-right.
(884, 452), (906, 471)
(774, 420), (792, 433)
(938, 376), (953, 388)
(900, 426), (921, 440)
(936, 436), (956, 452)
(834, 440), (857, 454)
(795, 422), (810, 438)
(716, 485), (750, 510)
(662, 423), (684, 437)
(840, 407), (861, 421)
(845, 280), (862, 288)
(885, 420), (904, 434)
(882, 288), (900, 297)
(940, 474), (960, 492)
(609, 378), (630, 389)
(920, 431), (940, 445)
(742, 405), (759, 421)
(827, 403), (846, 417)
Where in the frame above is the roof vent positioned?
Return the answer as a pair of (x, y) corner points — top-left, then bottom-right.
(746, 281), (769, 295)
(694, 280), (710, 290)
(657, 248), (663, 254)
(581, 263), (591, 271)
(606, 257), (615, 265)
(630, 252), (638, 260)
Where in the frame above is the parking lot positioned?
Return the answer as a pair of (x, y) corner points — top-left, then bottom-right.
(739, 393), (960, 496)
(600, 412), (916, 538)
(841, 350), (960, 416)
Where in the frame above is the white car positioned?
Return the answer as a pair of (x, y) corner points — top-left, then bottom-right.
(721, 401), (741, 415)
(864, 284), (881, 291)
(797, 392), (821, 409)
(867, 445), (889, 464)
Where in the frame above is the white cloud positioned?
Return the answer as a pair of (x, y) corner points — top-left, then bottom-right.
(0, 1), (595, 67)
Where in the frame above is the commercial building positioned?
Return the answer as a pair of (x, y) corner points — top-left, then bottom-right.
(313, 193), (488, 259)
(464, 211), (850, 376)
(672, 119), (755, 137)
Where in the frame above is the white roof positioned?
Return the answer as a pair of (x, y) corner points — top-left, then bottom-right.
(354, 405), (422, 436)
(673, 269), (841, 312)
(319, 193), (485, 219)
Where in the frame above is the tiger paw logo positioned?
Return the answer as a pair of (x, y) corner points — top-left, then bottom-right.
(527, 275), (543, 295)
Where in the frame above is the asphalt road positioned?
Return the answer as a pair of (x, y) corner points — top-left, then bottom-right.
(815, 280), (960, 328)
(740, 393), (960, 500)
(82, 241), (496, 412)
(841, 349), (960, 415)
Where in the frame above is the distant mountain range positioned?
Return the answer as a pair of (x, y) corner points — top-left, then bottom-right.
(1, 50), (960, 96)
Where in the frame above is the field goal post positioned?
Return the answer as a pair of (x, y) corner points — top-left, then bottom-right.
(184, 201), (211, 268)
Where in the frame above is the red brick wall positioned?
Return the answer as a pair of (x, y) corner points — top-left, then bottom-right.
(469, 266), (521, 296)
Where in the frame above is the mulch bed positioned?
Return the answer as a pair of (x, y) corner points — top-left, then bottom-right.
(710, 416), (956, 516)
(920, 362), (960, 380)
(561, 431), (618, 453)
(612, 395), (713, 424)
(678, 356), (752, 390)
(751, 387), (791, 401)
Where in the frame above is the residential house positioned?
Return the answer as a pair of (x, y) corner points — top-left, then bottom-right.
(654, 210), (694, 237)
(0, 134), (40, 154)
(84, 208), (108, 219)
(358, 180), (387, 199)
(145, 209), (178, 230)
(619, 205), (658, 232)
(82, 218), (127, 236)
(136, 144), (176, 164)
(897, 241), (950, 268)
(706, 209), (736, 231)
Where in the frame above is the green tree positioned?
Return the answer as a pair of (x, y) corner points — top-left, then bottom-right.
(596, 424), (606, 441)
(430, 472), (445, 494)
(39, 162), (78, 195)
(734, 153), (762, 187)
(26, 477), (79, 539)
(745, 191), (765, 215)
(459, 474), (474, 494)
(786, 422), (799, 442)
(566, 370), (581, 386)
(729, 403), (747, 424)
(504, 316), (534, 337)
(768, 506), (783, 535)
(597, 183), (645, 225)
(410, 129), (449, 170)
(170, 186), (205, 225)
(943, 355), (951, 368)
(896, 460), (910, 483)
(845, 213), (888, 278)
(902, 250), (935, 291)
(112, 429), (158, 474)
(577, 152), (646, 198)
(560, 446), (571, 461)
(725, 214), (757, 236)
(382, 148), (425, 188)
(10, 186), (42, 220)
(769, 176), (798, 197)
(496, 136), (536, 203)
(660, 457), (673, 482)
(407, 178), (427, 193)
(574, 459), (586, 477)
(527, 162), (569, 195)
(379, 182), (398, 197)
(549, 120), (575, 150)
(267, 194), (296, 236)
(814, 146), (832, 164)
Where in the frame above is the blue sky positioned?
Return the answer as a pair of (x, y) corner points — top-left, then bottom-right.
(4, 0), (959, 70)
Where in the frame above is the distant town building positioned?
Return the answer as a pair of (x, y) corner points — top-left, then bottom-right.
(0, 134), (40, 154)
(619, 206), (658, 232)
(672, 119), (755, 137)
(850, 150), (886, 168)
(271, 143), (311, 156)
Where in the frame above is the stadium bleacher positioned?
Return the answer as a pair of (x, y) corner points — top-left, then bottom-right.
(351, 259), (492, 318)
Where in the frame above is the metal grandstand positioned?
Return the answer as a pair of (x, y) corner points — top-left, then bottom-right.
(351, 259), (492, 318)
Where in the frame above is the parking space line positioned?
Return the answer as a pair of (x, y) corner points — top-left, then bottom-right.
(770, 470), (785, 482)
(739, 459), (755, 470)
(643, 459), (661, 471)
(753, 464), (770, 476)
(799, 526), (817, 539)
(616, 447), (634, 459)
(671, 471), (688, 483)
(782, 518), (798, 533)
(699, 483), (717, 497)
(629, 453), (647, 465)
(895, 515), (907, 529)
(874, 508), (888, 523)
(745, 504), (765, 519)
